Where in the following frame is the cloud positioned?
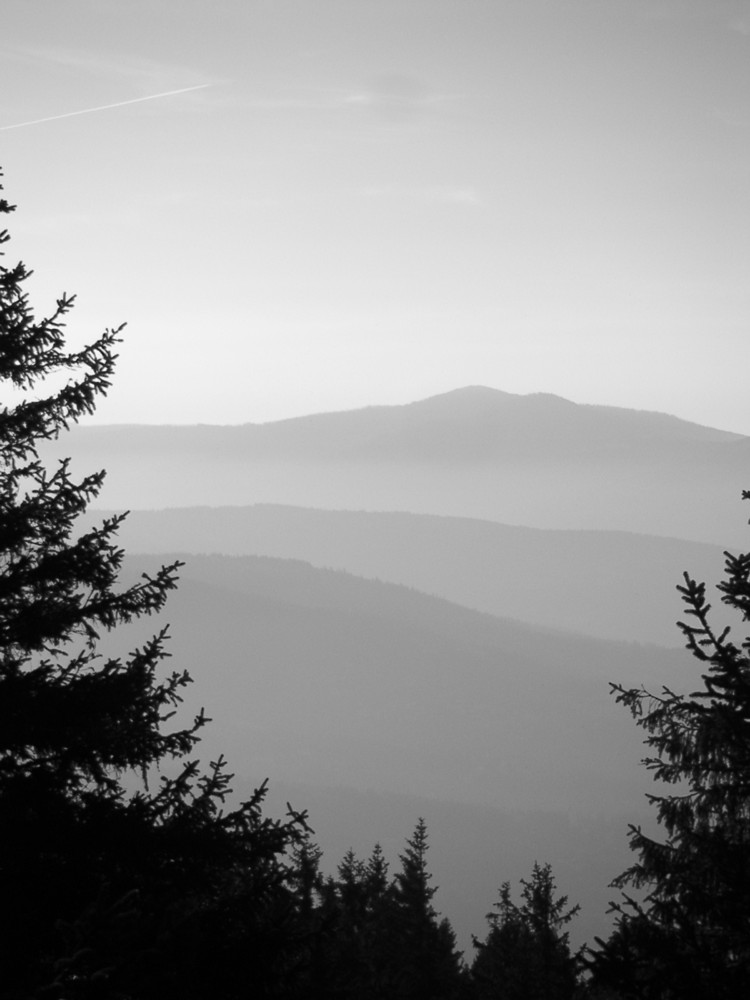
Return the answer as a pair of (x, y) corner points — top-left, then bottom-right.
(5, 44), (206, 92)
(425, 186), (483, 207)
(360, 184), (483, 208)
(728, 16), (750, 36)
(0, 43), (222, 129)
(342, 73), (456, 124)
(238, 79), (454, 119)
(242, 95), (340, 110)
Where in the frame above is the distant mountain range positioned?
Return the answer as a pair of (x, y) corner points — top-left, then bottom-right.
(59, 386), (748, 949)
(100, 504), (729, 647)
(52, 386), (749, 542)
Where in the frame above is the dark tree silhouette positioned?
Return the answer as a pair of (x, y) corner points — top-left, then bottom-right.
(471, 861), (581, 1000)
(300, 841), (399, 999)
(324, 847), (383, 998)
(284, 824), (467, 999)
(388, 818), (467, 999)
(0, 172), (307, 999)
(589, 493), (750, 999)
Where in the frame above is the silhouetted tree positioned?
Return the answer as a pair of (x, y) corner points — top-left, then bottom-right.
(296, 826), (466, 1000)
(290, 833), (326, 921)
(388, 818), (466, 999)
(588, 493), (750, 999)
(283, 834), (332, 997)
(365, 841), (390, 900)
(0, 172), (307, 999)
(471, 861), (581, 1000)
(307, 843), (396, 1000)
(325, 848), (374, 996)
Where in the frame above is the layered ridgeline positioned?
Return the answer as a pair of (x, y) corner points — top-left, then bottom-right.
(115, 552), (685, 814)
(50, 386), (748, 543)
(111, 551), (687, 951)
(62, 387), (747, 950)
(102, 505), (726, 647)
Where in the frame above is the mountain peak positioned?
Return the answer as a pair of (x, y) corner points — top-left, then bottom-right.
(412, 385), (579, 407)
(406, 386), (579, 418)
(407, 385), (510, 406)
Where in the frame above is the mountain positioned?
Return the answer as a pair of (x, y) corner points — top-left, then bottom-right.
(60, 386), (746, 462)
(116, 552), (686, 816)
(112, 551), (686, 951)
(100, 504), (728, 646)
(56, 386), (745, 944)
(48, 387), (749, 543)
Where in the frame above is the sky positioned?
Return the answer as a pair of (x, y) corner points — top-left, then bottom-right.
(2, 0), (750, 432)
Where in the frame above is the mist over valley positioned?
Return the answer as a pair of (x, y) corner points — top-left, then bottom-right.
(79, 386), (747, 952)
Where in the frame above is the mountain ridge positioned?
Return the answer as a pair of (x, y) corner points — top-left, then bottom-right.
(46, 387), (748, 543)
(77, 386), (747, 441)
(112, 549), (675, 953)
(56, 384), (747, 466)
(117, 549), (685, 814)
(99, 504), (731, 645)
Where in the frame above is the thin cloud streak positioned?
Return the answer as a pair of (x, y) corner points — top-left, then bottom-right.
(0, 83), (214, 131)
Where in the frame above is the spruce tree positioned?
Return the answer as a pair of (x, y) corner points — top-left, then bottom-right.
(0, 172), (306, 999)
(328, 848), (373, 996)
(313, 826), (465, 999)
(390, 818), (466, 1000)
(365, 842), (390, 906)
(471, 862), (580, 1000)
(589, 493), (750, 999)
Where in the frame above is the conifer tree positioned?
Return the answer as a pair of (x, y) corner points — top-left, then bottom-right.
(328, 848), (374, 996)
(290, 834), (326, 922)
(285, 834), (331, 997)
(0, 172), (306, 999)
(589, 493), (750, 999)
(312, 826), (465, 999)
(390, 818), (466, 1000)
(365, 842), (390, 906)
(471, 861), (580, 1000)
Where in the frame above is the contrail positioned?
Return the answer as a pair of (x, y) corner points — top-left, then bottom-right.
(0, 83), (213, 131)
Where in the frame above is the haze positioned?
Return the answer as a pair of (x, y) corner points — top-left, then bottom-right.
(2, 0), (750, 432)
(59, 386), (749, 949)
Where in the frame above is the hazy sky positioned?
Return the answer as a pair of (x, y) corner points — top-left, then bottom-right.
(2, 0), (750, 431)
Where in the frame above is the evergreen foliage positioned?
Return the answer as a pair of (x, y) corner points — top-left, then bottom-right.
(283, 821), (467, 999)
(471, 861), (581, 1000)
(0, 172), (308, 999)
(389, 818), (466, 999)
(589, 494), (750, 998)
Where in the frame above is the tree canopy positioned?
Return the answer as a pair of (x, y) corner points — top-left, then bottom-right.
(589, 494), (750, 998)
(471, 861), (581, 1000)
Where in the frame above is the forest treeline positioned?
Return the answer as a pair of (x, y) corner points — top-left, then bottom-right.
(2, 172), (750, 998)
